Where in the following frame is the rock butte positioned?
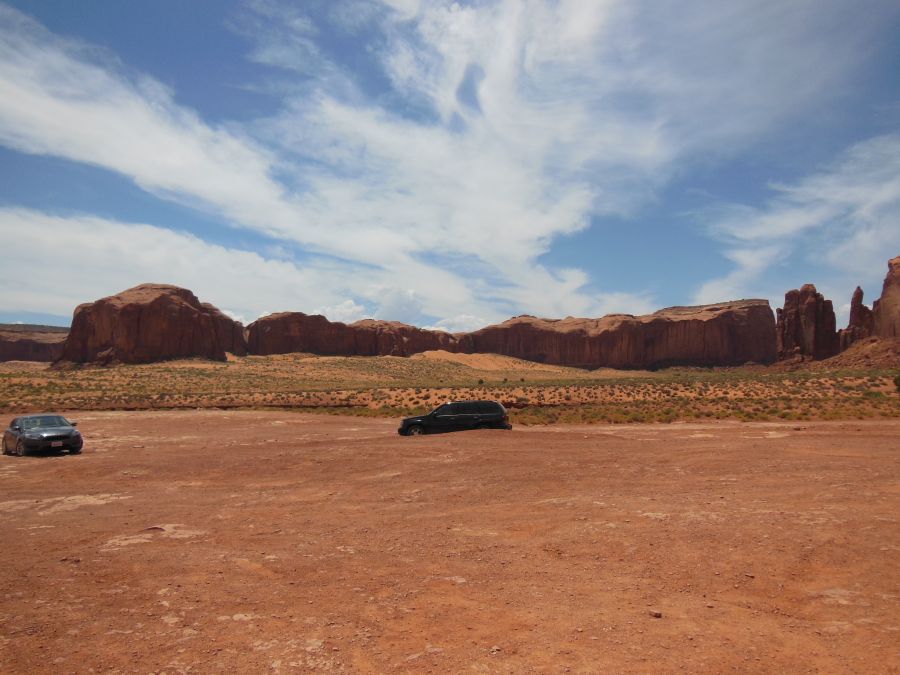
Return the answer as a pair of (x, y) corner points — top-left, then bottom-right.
(839, 287), (874, 352)
(2, 253), (895, 367)
(60, 284), (245, 365)
(776, 284), (838, 361)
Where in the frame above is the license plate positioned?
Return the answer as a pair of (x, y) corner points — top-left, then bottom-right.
(51, 441), (63, 448)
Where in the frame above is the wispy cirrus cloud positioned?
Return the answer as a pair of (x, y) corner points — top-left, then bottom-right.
(0, 1), (896, 326)
(694, 134), (900, 321)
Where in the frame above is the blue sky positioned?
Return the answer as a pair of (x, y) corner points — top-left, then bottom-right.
(1, 1), (899, 330)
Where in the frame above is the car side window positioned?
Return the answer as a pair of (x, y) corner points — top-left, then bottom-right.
(434, 404), (453, 416)
(476, 402), (496, 414)
(457, 403), (479, 414)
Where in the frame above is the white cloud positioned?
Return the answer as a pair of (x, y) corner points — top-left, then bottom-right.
(423, 314), (490, 333)
(313, 299), (367, 324)
(694, 134), (900, 323)
(0, 208), (368, 324)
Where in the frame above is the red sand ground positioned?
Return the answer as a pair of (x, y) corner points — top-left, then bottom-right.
(1, 411), (899, 673)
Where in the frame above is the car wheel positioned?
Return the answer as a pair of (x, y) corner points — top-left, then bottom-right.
(407, 425), (424, 436)
(15, 439), (26, 457)
(69, 446), (82, 455)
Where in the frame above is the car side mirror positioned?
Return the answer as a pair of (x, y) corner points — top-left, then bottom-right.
(69, 421), (78, 427)
(11, 425), (20, 432)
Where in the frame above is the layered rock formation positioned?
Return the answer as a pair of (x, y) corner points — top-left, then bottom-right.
(246, 313), (456, 357)
(456, 300), (777, 369)
(776, 284), (838, 360)
(838, 287), (874, 351)
(203, 303), (248, 356)
(60, 284), (246, 365)
(873, 256), (900, 338)
(0, 325), (68, 362)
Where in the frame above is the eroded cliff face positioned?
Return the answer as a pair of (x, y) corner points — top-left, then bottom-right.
(873, 256), (900, 338)
(0, 325), (67, 362)
(776, 284), (838, 360)
(60, 284), (246, 365)
(202, 303), (248, 357)
(246, 314), (457, 357)
(456, 301), (777, 369)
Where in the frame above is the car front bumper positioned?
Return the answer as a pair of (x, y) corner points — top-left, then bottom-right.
(21, 436), (83, 451)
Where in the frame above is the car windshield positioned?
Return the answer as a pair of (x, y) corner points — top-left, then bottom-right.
(21, 415), (69, 429)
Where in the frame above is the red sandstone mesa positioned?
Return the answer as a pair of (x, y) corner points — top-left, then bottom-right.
(0, 325), (67, 362)
(456, 300), (777, 368)
(776, 284), (838, 360)
(59, 284), (246, 365)
(18, 258), (900, 367)
(246, 313), (457, 357)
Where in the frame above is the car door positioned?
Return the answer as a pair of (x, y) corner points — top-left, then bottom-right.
(429, 403), (457, 433)
(454, 402), (481, 431)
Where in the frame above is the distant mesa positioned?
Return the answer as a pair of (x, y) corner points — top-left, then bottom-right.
(245, 301), (777, 368)
(0, 324), (67, 362)
(456, 300), (777, 369)
(246, 313), (455, 357)
(3, 254), (897, 368)
(59, 283), (246, 365)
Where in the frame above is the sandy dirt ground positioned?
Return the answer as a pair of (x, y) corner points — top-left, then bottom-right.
(1, 412), (899, 673)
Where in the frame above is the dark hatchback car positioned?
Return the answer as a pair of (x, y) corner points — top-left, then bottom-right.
(3, 414), (83, 456)
(398, 400), (512, 436)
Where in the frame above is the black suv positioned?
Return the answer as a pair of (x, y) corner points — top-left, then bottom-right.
(398, 400), (512, 436)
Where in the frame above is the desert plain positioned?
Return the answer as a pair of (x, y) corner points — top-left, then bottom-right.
(2, 405), (900, 673)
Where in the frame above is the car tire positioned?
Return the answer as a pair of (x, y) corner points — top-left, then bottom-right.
(407, 425), (425, 436)
(15, 439), (26, 457)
